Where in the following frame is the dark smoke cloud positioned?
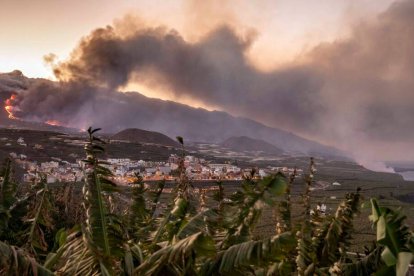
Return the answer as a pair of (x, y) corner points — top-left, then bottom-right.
(48, 23), (325, 133)
(6, 0), (414, 160)
(0, 70), (31, 93)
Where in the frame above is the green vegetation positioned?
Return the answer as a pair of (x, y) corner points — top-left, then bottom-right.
(0, 128), (413, 275)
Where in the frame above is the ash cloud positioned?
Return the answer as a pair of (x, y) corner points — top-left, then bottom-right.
(42, 22), (325, 132)
(5, 0), (414, 160)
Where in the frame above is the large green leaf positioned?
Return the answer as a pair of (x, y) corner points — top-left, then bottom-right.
(203, 232), (296, 275)
(0, 158), (16, 209)
(0, 241), (53, 275)
(51, 128), (126, 274)
(18, 179), (56, 258)
(177, 208), (220, 239)
(369, 199), (413, 275)
(396, 252), (413, 276)
(0, 158), (16, 236)
(313, 189), (362, 268)
(136, 232), (215, 275)
(335, 245), (384, 276)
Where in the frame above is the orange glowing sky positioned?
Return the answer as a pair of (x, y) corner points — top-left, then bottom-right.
(0, 0), (394, 80)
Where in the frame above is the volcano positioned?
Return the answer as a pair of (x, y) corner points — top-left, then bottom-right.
(0, 71), (345, 158)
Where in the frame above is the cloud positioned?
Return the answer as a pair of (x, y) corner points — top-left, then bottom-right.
(5, 0), (414, 160)
(44, 21), (324, 133)
(307, 0), (414, 141)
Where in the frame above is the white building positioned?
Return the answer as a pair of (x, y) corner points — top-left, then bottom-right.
(209, 164), (226, 171)
(317, 204), (327, 214)
(41, 161), (59, 170)
(169, 163), (179, 170)
(258, 169), (268, 178)
(145, 167), (157, 174)
(226, 165), (241, 173)
(47, 175), (57, 184)
(158, 166), (171, 175)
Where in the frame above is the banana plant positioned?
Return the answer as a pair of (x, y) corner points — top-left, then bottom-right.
(296, 157), (316, 275)
(295, 160), (365, 275)
(149, 180), (165, 217)
(330, 244), (385, 275)
(0, 158), (16, 236)
(1, 129), (413, 276)
(313, 188), (362, 268)
(369, 198), (413, 276)
(226, 173), (287, 246)
(329, 198), (414, 276)
(151, 136), (197, 247)
(277, 167), (296, 234)
(174, 172), (292, 275)
(0, 240), (53, 276)
(136, 232), (215, 275)
(128, 173), (151, 240)
(201, 232), (296, 275)
(51, 127), (127, 275)
(22, 176), (55, 259)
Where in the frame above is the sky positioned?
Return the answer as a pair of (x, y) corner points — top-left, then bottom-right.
(2, 0), (414, 163)
(0, 0), (394, 78)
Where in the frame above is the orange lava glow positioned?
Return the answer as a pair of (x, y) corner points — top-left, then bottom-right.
(4, 94), (17, 119)
(45, 120), (62, 126)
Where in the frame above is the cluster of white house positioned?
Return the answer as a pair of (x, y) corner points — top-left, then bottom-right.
(13, 156), (84, 184)
(1, 136), (28, 147)
(104, 155), (246, 183)
(10, 152), (303, 185)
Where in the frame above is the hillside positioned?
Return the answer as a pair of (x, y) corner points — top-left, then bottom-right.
(0, 71), (345, 158)
(220, 136), (283, 154)
(0, 71), (80, 133)
(112, 128), (178, 147)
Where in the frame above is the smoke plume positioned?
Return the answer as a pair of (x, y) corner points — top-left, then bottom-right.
(5, 0), (414, 160)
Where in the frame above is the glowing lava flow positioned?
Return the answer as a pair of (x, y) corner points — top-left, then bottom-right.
(4, 94), (18, 119)
(45, 120), (62, 126)
(4, 94), (64, 127)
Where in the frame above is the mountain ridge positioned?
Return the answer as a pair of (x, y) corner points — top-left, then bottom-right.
(0, 71), (346, 158)
(111, 128), (178, 147)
